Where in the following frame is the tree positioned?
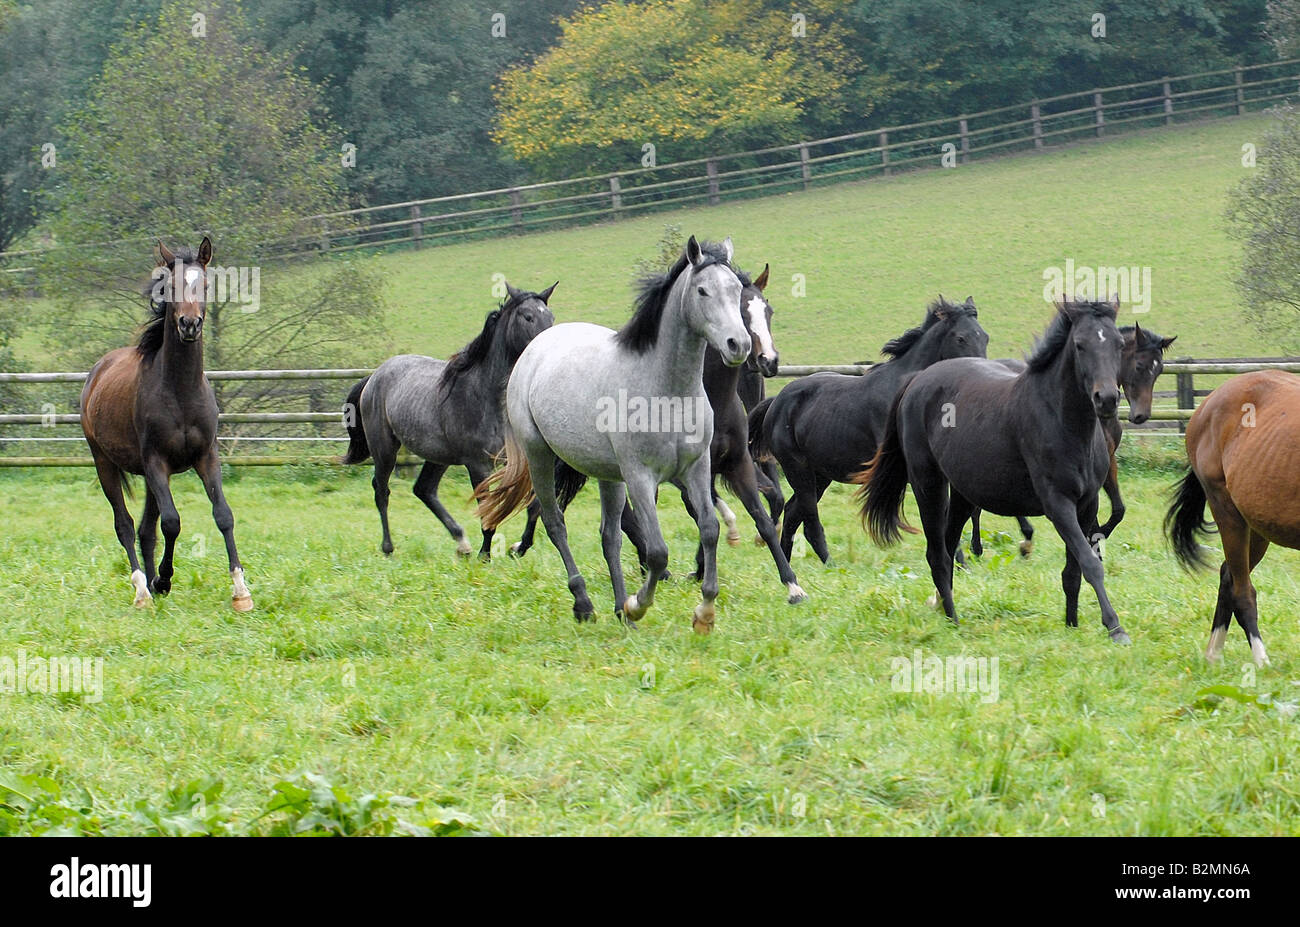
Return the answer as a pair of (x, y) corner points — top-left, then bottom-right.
(1225, 104), (1300, 350)
(33, 1), (385, 419)
(493, 0), (854, 178)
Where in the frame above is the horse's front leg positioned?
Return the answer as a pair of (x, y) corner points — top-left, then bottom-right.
(1039, 487), (1128, 643)
(728, 452), (806, 603)
(142, 456), (180, 598)
(679, 457), (722, 634)
(622, 472), (670, 626)
(1096, 453), (1125, 539)
(195, 449), (252, 611)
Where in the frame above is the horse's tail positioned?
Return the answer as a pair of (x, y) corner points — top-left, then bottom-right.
(851, 389), (916, 545)
(555, 460), (588, 510)
(747, 397), (775, 462)
(1165, 468), (1215, 570)
(340, 375), (371, 465)
(475, 426), (534, 530)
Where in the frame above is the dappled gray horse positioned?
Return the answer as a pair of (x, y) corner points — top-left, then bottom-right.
(342, 283), (555, 559)
(476, 236), (750, 633)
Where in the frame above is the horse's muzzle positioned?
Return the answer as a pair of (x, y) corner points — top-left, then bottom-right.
(757, 354), (780, 378)
(177, 317), (203, 342)
(1093, 388), (1120, 419)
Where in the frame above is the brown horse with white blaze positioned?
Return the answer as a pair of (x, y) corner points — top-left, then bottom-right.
(1166, 370), (1300, 666)
(80, 237), (252, 611)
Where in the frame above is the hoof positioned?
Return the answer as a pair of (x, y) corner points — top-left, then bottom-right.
(624, 595), (649, 622)
(1250, 637), (1270, 667)
(753, 534), (766, 547)
(574, 610), (596, 623)
(684, 571), (701, 583)
(477, 551), (491, 563)
(616, 611), (639, 630)
(508, 542), (524, 559)
(787, 583), (808, 605)
(455, 541), (473, 559)
(1019, 540), (1033, 558)
(692, 602), (716, 635)
(1109, 628), (1131, 645)
(130, 570), (152, 608)
(150, 576), (171, 597)
(726, 533), (741, 547)
(231, 595), (254, 612)
(926, 590), (941, 610)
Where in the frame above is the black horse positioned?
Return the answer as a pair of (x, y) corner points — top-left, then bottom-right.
(748, 296), (989, 565)
(510, 265), (808, 603)
(856, 298), (1130, 643)
(963, 323), (1176, 559)
(342, 283), (554, 559)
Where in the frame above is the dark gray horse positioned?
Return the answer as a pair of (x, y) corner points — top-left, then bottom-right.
(857, 298), (1130, 643)
(748, 296), (989, 565)
(342, 283), (555, 559)
(476, 236), (751, 632)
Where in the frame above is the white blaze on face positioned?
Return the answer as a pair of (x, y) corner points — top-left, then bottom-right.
(745, 296), (776, 362)
(183, 266), (203, 302)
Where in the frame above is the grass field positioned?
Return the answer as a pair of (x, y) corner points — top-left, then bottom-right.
(2, 443), (1300, 835)
(4, 112), (1300, 835)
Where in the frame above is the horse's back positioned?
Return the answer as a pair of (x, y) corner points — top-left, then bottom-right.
(366, 354), (448, 451)
(81, 347), (144, 472)
(1194, 371), (1300, 546)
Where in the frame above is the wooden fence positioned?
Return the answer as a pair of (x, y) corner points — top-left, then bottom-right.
(2, 358), (1297, 467)
(3, 58), (1299, 271)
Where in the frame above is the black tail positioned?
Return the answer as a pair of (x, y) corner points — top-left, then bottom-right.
(747, 397), (775, 462)
(853, 388), (913, 546)
(555, 460), (588, 510)
(340, 375), (371, 464)
(1165, 469), (1215, 570)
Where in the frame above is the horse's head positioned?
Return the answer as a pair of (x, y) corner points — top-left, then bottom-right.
(935, 295), (989, 360)
(150, 237), (212, 343)
(1062, 296), (1123, 419)
(681, 236), (747, 367)
(1120, 323), (1176, 424)
(739, 264), (780, 377)
(501, 281), (557, 360)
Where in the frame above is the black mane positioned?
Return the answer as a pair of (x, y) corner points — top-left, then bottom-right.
(616, 240), (732, 354)
(137, 245), (201, 359)
(880, 297), (975, 360)
(1025, 299), (1119, 372)
(440, 289), (531, 395)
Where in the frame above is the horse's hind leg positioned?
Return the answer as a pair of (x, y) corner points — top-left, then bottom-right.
(195, 449), (252, 611)
(1017, 516), (1035, 557)
(598, 481), (632, 624)
(510, 500), (542, 558)
(914, 479), (959, 622)
(92, 454), (149, 607)
(528, 445), (594, 621)
(367, 430), (399, 555)
(713, 483), (741, 547)
(410, 461), (471, 557)
(464, 460), (496, 560)
(1204, 498), (1270, 665)
(623, 472), (672, 627)
(784, 464), (833, 565)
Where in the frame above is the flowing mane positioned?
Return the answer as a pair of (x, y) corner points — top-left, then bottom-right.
(440, 293), (520, 396)
(1025, 299), (1119, 372)
(880, 297), (976, 360)
(136, 244), (201, 360)
(616, 240), (732, 354)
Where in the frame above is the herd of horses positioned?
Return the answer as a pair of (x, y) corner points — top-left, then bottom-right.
(78, 235), (1300, 665)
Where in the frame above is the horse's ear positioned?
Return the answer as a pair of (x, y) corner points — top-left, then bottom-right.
(197, 236), (213, 267)
(754, 263), (769, 291)
(1109, 292), (1121, 312)
(155, 239), (175, 267)
(505, 281), (523, 301)
(721, 236), (734, 264)
(964, 295), (975, 307)
(539, 281), (558, 304)
(1160, 335), (1177, 350)
(685, 235), (702, 266)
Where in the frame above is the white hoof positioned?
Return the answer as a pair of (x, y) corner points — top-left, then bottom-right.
(455, 537), (473, 557)
(130, 570), (152, 608)
(726, 532), (742, 547)
(1205, 626), (1227, 663)
(624, 595), (648, 622)
(926, 590), (941, 610)
(787, 582), (808, 605)
(692, 601), (716, 634)
(230, 567), (253, 612)
(1250, 637), (1270, 667)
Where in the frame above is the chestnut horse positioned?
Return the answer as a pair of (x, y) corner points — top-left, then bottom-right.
(1165, 370), (1300, 666)
(80, 238), (251, 611)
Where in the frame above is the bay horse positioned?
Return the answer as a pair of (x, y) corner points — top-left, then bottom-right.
(963, 323), (1176, 559)
(1165, 370), (1300, 666)
(341, 282), (555, 559)
(506, 263), (807, 603)
(80, 237), (252, 611)
(748, 296), (989, 565)
(856, 298), (1130, 643)
(475, 236), (751, 632)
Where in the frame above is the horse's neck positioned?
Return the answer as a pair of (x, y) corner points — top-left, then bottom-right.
(867, 327), (945, 392)
(157, 323), (206, 393)
(646, 283), (707, 394)
(701, 348), (739, 404)
(1028, 347), (1096, 434)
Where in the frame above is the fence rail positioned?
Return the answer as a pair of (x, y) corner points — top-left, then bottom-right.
(2, 358), (1296, 467)
(3, 59), (1299, 268)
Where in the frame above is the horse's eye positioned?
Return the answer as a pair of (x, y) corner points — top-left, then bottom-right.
(697, 287), (708, 296)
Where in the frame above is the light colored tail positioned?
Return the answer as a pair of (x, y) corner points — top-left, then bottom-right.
(474, 426), (534, 530)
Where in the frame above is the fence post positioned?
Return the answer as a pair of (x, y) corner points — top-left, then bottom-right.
(1031, 102), (1043, 149)
(879, 131), (890, 176)
(318, 218), (330, 253)
(1234, 66), (1245, 115)
(609, 175), (622, 217)
(799, 143), (811, 191)
(706, 159), (720, 206)
(1176, 364), (1195, 434)
(410, 205), (422, 248)
(1163, 80), (1173, 125)
(958, 118), (970, 163)
(509, 188), (523, 227)
(1094, 92), (1105, 137)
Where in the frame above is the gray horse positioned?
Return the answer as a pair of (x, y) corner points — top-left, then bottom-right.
(476, 237), (749, 633)
(342, 283), (555, 559)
